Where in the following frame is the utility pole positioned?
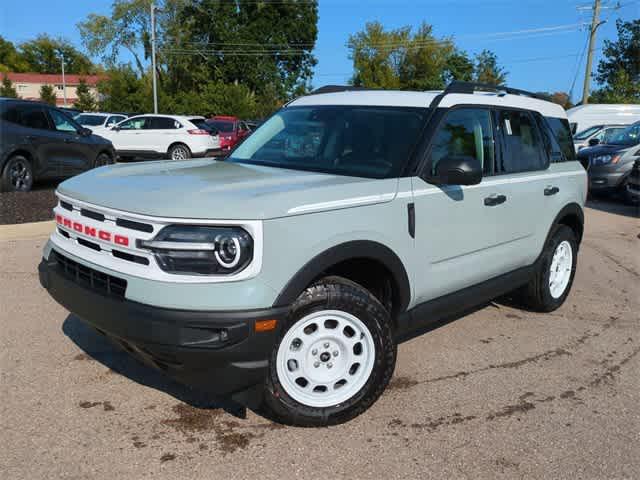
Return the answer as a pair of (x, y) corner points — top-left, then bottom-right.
(581, 0), (602, 105)
(150, 2), (159, 114)
(60, 53), (67, 107)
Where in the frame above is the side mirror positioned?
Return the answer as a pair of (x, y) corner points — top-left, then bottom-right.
(111, 125), (120, 131)
(434, 156), (482, 186)
(80, 127), (92, 136)
(588, 138), (600, 146)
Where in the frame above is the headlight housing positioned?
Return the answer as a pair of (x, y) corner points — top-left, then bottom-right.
(139, 225), (253, 275)
(591, 154), (621, 166)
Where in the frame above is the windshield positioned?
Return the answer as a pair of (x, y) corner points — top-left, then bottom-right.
(574, 125), (602, 141)
(207, 120), (234, 133)
(228, 106), (428, 178)
(74, 114), (106, 126)
(608, 123), (640, 146)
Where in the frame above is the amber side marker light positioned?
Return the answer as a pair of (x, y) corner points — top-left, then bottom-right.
(255, 319), (278, 332)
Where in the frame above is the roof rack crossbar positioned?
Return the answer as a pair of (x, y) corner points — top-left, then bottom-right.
(444, 81), (548, 101)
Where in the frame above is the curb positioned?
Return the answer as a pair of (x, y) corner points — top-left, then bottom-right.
(0, 220), (54, 242)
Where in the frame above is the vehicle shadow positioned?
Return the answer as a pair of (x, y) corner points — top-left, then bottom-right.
(62, 314), (248, 417)
(586, 197), (639, 218)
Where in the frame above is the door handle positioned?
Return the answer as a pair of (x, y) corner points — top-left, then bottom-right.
(544, 186), (559, 196)
(64, 138), (72, 143)
(484, 194), (507, 206)
(25, 135), (35, 141)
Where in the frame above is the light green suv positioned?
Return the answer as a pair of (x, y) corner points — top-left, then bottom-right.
(39, 82), (587, 426)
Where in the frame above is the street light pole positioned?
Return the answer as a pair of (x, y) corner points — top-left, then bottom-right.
(61, 54), (67, 107)
(151, 2), (158, 114)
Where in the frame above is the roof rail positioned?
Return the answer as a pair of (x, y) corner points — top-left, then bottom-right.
(445, 81), (548, 101)
(309, 85), (378, 95)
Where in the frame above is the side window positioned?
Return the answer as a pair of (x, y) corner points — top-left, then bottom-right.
(239, 122), (248, 132)
(119, 117), (147, 130)
(543, 116), (575, 162)
(49, 109), (80, 133)
(147, 117), (180, 129)
(429, 108), (495, 176)
(498, 110), (547, 173)
(6, 105), (50, 130)
(107, 115), (125, 127)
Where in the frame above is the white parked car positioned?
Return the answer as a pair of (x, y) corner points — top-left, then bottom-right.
(101, 114), (221, 160)
(566, 104), (640, 135)
(74, 112), (128, 135)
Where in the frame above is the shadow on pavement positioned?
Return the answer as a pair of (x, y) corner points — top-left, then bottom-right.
(62, 314), (247, 417)
(586, 198), (639, 219)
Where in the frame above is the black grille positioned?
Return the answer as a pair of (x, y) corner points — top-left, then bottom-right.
(60, 201), (73, 211)
(52, 250), (127, 299)
(116, 218), (154, 233)
(81, 208), (105, 222)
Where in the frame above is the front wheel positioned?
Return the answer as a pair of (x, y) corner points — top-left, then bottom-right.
(261, 276), (396, 427)
(519, 225), (578, 312)
(93, 152), (113, 168)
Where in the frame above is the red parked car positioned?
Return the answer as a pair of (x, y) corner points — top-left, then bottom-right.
(206, 116), (252, 151)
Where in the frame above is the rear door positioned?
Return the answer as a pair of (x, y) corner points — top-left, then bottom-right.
(3, 103), (57, 177)
(491, 108), (560, 267)
(145, 116), (183, 155)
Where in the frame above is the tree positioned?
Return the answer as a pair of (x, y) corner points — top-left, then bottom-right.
(97, 64), (149, 113)
(0, 36), (28, 72)
(348, 21), (476, 90)
(18, 34), (93, 74)
(0, 75), (18, 97)
(39, 84), (57, 105)
(80, 0), (319, 112)
(473, 49), (507, 85)
(74, 78), (97, 111)
(591, 19), (639, 104)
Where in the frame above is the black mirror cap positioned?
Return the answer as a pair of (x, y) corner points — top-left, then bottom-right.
(80, 127), (92, 136)
(434, 156), (482, 186)
(588, 138), (600, 146)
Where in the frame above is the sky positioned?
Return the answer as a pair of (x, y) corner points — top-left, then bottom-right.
(1, 0), (638, 103)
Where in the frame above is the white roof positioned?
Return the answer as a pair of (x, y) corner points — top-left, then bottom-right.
(128, 114), (204, 120)
(289, 89), (567, 119)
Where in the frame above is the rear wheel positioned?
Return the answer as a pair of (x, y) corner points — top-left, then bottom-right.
(1, 155), (34, 192)
(168, 143), (191, 160)
(261, 276), (396, 426)
(519, 225), (577, 312)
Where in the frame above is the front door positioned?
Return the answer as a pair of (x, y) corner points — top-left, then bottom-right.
(410, 107), (523, 303)
(46, 108), (93, 175)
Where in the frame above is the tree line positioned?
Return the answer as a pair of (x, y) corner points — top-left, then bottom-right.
(0, 1), (638, 117)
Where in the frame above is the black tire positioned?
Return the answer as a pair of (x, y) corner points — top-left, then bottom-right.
(168, 143), (191, 160)
(93, 152), (113, 169)
(261, 276), (396, 427)
(1, 154), (34, 192)
(519, 225), (578, 312)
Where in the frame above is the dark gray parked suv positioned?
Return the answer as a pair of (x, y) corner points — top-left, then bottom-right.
(0, 98), (116, 192)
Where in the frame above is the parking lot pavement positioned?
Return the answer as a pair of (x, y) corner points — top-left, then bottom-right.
(1, 201), (638, 480)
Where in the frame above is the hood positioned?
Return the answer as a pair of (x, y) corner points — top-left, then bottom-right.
(57, 159), (398, 220)
(576, 143), (630, 159)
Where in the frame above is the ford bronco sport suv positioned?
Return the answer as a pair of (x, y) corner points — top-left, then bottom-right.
(39, 82), (586, 426)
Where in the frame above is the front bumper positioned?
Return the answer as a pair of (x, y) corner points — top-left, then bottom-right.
(39, 251), (288, 398)
(587, 169), (627, 191)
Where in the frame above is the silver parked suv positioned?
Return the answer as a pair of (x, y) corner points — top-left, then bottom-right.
(39, 82), (587, 426)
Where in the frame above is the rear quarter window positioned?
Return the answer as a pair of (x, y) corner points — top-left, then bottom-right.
(544, 116), (576, 162)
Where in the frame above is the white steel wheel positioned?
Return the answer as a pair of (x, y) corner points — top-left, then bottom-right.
(276, 309), (376, 408)
(549, 240), (573, 299)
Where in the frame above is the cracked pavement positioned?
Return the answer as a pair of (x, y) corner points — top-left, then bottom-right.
(1, 199), (638, 479)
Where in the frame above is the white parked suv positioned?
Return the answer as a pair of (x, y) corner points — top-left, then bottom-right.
(74, 112), (128, 135)
(101, 114), (221, 160)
